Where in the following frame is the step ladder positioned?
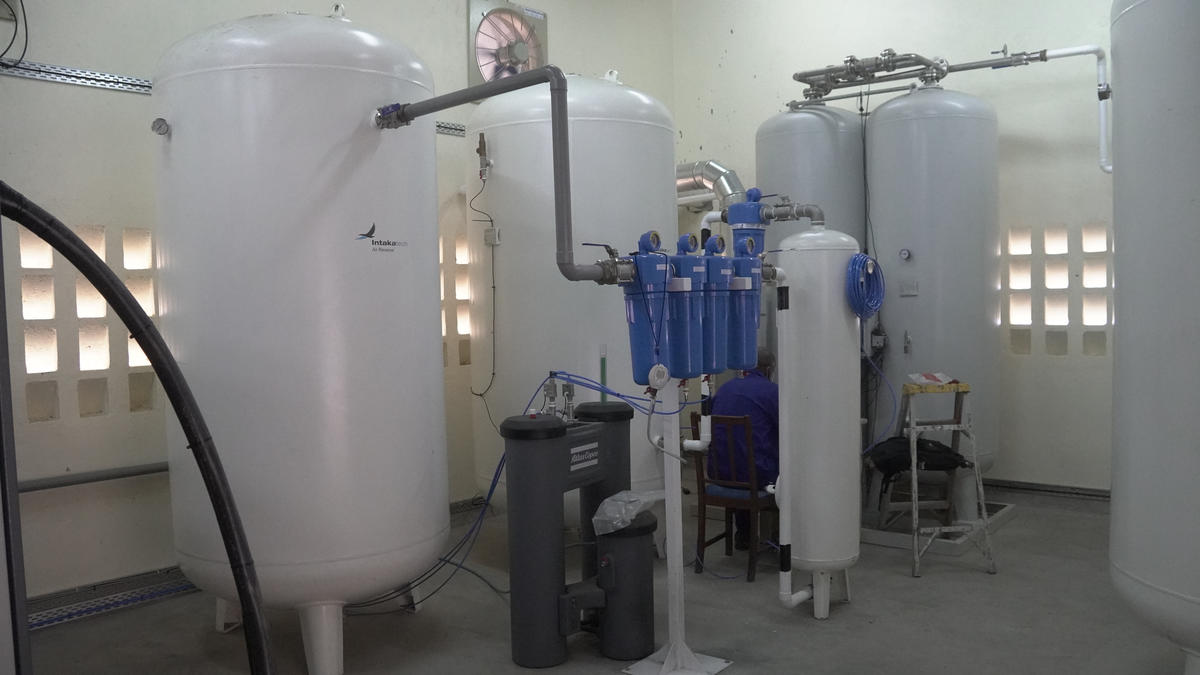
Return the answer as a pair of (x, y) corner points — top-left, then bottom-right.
(897, 381), (997, 578)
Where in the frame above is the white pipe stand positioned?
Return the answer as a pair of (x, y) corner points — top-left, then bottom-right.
(626, 382), (730, 675)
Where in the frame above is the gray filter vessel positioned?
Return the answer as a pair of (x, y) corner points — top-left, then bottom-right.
(500, 402), (656, 667)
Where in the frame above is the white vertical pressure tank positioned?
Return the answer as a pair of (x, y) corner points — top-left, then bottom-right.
(1110, 0), (1200, 669)
(776, 226), (862, 574)
(757, 104), (865, 358)
(466, 75), (674, 502)
(154, 12), (447, 674)
(865, 85), (1000, 516)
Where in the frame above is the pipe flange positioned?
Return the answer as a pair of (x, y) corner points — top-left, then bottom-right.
(597, 258), (636, 285)
(612, 258), (636, 285)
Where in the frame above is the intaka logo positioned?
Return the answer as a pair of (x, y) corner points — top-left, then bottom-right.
(355, 223), (407, 251)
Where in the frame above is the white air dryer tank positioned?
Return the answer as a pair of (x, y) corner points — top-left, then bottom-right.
(1110, 0), (1200, 670)
(154, 12), (447, 675)
(775, 226), (861, 586)
(866, 85), (1000, 518)
(466, 74), (674, 506)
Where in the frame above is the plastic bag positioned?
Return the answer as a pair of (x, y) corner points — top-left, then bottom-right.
(591, 490), (665, 536)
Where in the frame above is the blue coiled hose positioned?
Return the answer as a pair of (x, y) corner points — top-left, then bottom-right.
(846, 252), (885, 320)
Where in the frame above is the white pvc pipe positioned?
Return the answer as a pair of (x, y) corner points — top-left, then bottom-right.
(778, 570), (814, 608)
(773, 316), (815, 612)
(1044, 45), (1113, 174)
(775, 475), (816, 610)
(680, 377), (711, 453)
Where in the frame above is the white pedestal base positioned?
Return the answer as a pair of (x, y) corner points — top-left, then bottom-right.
(623, 642), (731, 675)
(299, 602), (345, 675)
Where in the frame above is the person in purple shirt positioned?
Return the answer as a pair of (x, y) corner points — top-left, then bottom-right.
(707, 347), (779, 550)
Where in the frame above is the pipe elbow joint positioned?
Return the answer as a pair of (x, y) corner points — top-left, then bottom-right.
(543, 64), (567, 91)
(558, 260), (621, 285)
(804, 204), (826, 227)
(778, 570), (814, 609)
(676, 160), (747, 208)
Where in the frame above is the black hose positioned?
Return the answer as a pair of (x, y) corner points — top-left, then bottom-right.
(0, 181), (274, 675)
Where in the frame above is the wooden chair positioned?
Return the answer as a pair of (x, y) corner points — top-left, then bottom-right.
(689, 412), (777, 582)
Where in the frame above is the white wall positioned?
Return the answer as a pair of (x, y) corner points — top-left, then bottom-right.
(0, 0), (1113, 598)
(671, 0), (1114, 489)
(0, 0), (672, 595)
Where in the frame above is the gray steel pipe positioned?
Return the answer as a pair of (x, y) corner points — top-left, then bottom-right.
(675, 160), (747, 207)
(947, 49), (1046, 73)
(888, 52), (941, 72)
(19, 462), (169, 494)
(376, 65), (610, 284)
(763, 203), (825, 227)
(793, 52), (941, 85)
(793, 62), (849, 83)
(789, 84), (914, 107)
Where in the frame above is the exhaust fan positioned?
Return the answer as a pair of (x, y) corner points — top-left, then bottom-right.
(468, 0), (548, 87)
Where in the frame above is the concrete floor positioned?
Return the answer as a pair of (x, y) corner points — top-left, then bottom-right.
(30, 487), (1185, 674)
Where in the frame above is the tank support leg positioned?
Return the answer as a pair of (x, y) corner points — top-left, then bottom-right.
(299, 602), (345, 675)
(832, 569), (852, 605)
(812, 571), (832, 619)
(214, 597), (242, 634)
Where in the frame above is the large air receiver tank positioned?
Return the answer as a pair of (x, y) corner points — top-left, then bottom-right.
(756, 104), (865, 247)
(757, 103), (865, 356)
(1110, 0), (1200, 670)
(154, 12), (447, 675)
(865, 85), (1000, 518)
(466, 74), (674, 505)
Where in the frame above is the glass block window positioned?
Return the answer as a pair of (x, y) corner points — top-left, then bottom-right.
(1003, 222), (1113, 356)
(17, 225), (159, 422)
(441, 234), (471, 367)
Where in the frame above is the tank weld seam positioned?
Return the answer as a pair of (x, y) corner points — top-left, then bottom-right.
(468, 117), (674, 133)
(1112, 560), (1200, 604)
(1111, 0), (1154, 25)
(868, 114), (997, 124)
(154, 63), (433, 89)
(178, 528), (448, 568)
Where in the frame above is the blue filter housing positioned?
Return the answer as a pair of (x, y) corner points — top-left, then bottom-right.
(667, 234), (704, 380)
(728, 237), (762, 370)
(623, 231), (671, 385)
(726, 190), (766, 371)
(701, 235), (732, 374)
